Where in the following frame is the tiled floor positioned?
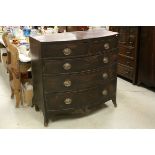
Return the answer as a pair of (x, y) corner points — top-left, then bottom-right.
(0, 62), (155, 128)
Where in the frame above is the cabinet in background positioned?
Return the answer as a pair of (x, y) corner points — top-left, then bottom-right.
(110, 26), (139, 84)
(137, 27), (155, 87)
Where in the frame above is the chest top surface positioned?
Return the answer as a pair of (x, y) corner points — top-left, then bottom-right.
(30, 29), (118, 43)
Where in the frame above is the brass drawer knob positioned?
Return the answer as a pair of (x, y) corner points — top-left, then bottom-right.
(104, 43), (110, 49)
(63, 48), (72, 55)
(102, 73), (108, 79)
(102, 90), (108, 96)
(64, 80), (72, 87)
(103, 57), (109, 63)
(63, 63), (72, 70)
(64, 98), (72, 104)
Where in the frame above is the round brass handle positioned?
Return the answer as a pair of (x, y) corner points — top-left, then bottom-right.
(64, 98), (72, 104)
(102, 90), (108, 96)
(104, 43), (110, 49)
(63, 48), (72, 56)
(103, 57), (109, 63)
(63, 63), (72, 70)
(102, 73), (108, 79)
(64, 80), (72, 87)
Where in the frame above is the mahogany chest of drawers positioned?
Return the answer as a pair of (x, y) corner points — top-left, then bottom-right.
(110, 26), (139, 84)
(29, 29), (119, 126)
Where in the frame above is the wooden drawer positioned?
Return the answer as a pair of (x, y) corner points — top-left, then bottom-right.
(119, 45), (135, 58)
(118, 54), (134, 68)
(43, 51), (118, 74)
(119, 27), (137, 47)
(117, 64), (133, 79)
(89, 36), (118, 53)
(43, 64), (117, 93)
(119, 35), (137, 47)
(45, 80), (116, 111)
(42, 41), (89, 58)
(110, 27), (138, 48)
(41, 36), (118, 58)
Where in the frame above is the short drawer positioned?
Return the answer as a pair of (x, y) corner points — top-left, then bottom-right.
(42, 41), (89, 58)
(45, 80), (116, 111)
(118, 54), (134, 68)
(117, 64), (133, 79)
(43, 64), (117, 93)
(42, 50), (118, 74)
(119, 45), (135, 58)
(90, 35), (118, 53)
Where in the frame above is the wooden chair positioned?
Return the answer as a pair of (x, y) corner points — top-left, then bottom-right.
(2, 32), (9, 47)
(7, 43), (31, 107)
(1, 32), (10, 71)
(0, 43), (5, 62)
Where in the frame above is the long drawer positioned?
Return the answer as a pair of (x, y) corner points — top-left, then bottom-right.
(41, 36), (118, 58)
(43, 64), (117, 93)
(45, 79), (116, 111)
(42, 50), (118, 74)
(117, 64), (133, 79)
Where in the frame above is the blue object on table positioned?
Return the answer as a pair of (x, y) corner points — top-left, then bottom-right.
(23, 27), (31, 37)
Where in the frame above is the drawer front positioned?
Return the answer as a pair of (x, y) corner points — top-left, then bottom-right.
(118, 55), (134, 68)
(117, 64), (133, 79)
(119, 27), (138, 48)
(43, 64), (117, 93)
(42, 41), (89, 58)
(90, 36), (118, 53)
(110, 27), (138, 48)
(43, 51), (118, 74)
(41, 36), (118, 58)
(119, 34), (137, 47)
(45, 80), (116, 111)
(119, 45), (135, 58)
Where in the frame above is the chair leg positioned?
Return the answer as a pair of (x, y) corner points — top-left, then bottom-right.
(20, 85), (23, 105)
(11, 87), (14, 99)
(8, 71), (14, 99)
(14, 89), (21, 108)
